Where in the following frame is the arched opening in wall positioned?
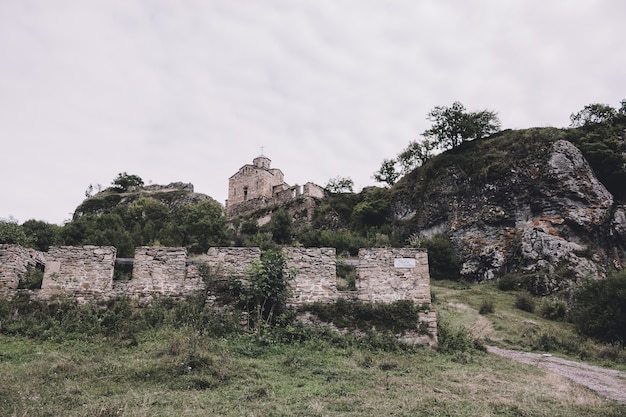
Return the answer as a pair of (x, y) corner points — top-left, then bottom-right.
(114, 257), (133, 281)
(243, 186), (248, 201)
(336, 258), (357, 291)
(17, 262), (44, 290)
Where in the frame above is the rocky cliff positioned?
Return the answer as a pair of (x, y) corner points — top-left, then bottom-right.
(391, 127), (626, 293)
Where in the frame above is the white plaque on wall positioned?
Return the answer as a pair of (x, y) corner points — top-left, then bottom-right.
(394, 258), (416, 268)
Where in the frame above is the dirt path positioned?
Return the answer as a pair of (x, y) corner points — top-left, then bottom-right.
(487, 345), (626, 405)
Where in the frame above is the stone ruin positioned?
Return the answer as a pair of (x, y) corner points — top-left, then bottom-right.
(225, 154), (325, 220)
(0, 244), (437, 346)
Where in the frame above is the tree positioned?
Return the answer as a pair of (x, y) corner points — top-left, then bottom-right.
(422, 101), (501, 150)
(111, 172), (144, 192)
(0, 218), (31, 246)
(397, 139), (435, 174)
(21, 220), (62, 251)
(569, 103), (618, 127)
(269, 209), (293, 244)
(325, 176), (354, 193)
(373, 159), (400, 186)
(174, 200), (228, 254)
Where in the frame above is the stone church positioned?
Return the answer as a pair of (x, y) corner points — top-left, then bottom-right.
(225, 154), (325, 219)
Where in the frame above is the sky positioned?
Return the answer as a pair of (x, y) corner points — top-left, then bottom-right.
(1, 0), (624, 225)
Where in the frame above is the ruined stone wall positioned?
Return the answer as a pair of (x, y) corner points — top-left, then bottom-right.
(120, 247), (203, 298)
(0, 244), (436, 345)
(42, 246), (116, 298)
(206, 247), (261, 277)
(0, 244), (45, 295)
(356, 248), (431, 305)
(285, 247), (338, 305)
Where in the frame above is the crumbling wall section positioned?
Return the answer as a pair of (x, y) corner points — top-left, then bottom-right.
(356, 248), (431, 305)
(42, 246), (115, 299)
(284, 247), (337, 305)
(0, 244), (45, 295)
(120, 247), (202, 298)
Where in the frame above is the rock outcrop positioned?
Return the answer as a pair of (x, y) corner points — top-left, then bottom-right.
(392, 128), (625, 292)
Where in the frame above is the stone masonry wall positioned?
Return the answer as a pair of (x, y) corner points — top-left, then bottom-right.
(122, 247), (203, 298)
(285, 247), (338, 305)
(0, 244), (46, 295)
(356, 248), (431, 305)
(0, 244), (436, 345)
(42, 246), (116, 297)
(206, 247), (261, 277)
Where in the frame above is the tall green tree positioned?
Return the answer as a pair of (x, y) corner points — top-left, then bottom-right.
(422, 101), (501, 150)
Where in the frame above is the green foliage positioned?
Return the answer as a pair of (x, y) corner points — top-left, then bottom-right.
(373, 158), (400, 186)
(422, 101), (501, 150)
(421, 234), (461, 281)
(570, 272), (626, 343)
(0, 218), (31, 246)
(540, 299), (568, 321)
(110, 172), (144, 192)
(497, 273), (525, 291)
(325, 176), (354, 193)
(350, 187), (390, 229)
(268, 208), (293, 244)
(336, 258), (357, 291)
(17, 266), (44, 290)
(232, 250), (292, 333)
(514, 293), (536, 313)
(436, 318), (485, 356)
(173, 200), (228, 254)
(566, 100), (626, 200)
(478, 299), (495, 315)
(21, 220), (62, 251)
(569, 103), (619, 127)
(301, 298), (427, 335)
(0, 294), (241, 343)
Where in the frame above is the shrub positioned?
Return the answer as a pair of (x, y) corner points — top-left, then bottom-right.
(422, 234), (461, 281)
(570, 272), (626, 343)
(514, 294), (535, 313)
(540, 299), (567, 321)
(478, 300), (495, 315)
(497, 273), (524, 291)
(437, 319), (485, 356)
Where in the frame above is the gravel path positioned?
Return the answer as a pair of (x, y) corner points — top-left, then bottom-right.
(487, 345), (626, 405)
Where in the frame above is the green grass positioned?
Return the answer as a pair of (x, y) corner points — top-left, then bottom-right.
(1, 331), (624, 417)
(1, 288), (625, 416)
(431, 280), (626, 369)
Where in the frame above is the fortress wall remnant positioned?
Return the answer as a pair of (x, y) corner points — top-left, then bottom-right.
(126, 247), (202, 297)
(284, 247), (338, 305)
(42, 246), (115, 296)
(206, 247), (261, 277)
(356, 248), (431, 305)
(0, 244), (436, 346)
(0, 244), (45, 295)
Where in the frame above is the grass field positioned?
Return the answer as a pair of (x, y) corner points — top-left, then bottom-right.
(1, 282), (625, 416)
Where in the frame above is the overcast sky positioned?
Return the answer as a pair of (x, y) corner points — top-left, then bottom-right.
(1, 0), (624, 225)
